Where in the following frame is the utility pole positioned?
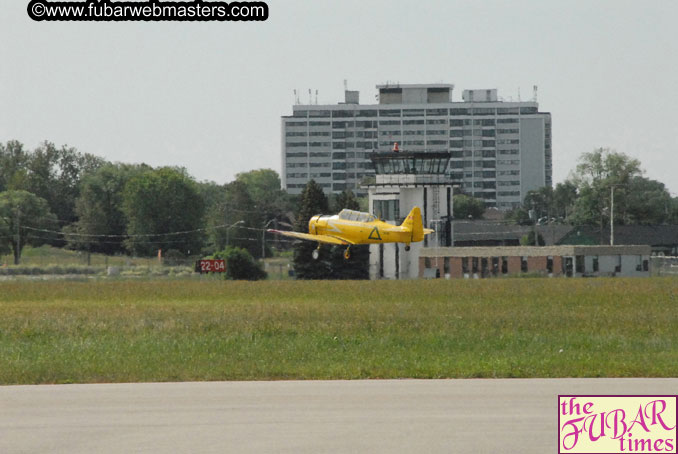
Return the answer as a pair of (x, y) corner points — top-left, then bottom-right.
(14, 207), (21, 265)
(226, 220), (244, 248)
(610, 185), (615, 246)
(262, 219), (276, 259)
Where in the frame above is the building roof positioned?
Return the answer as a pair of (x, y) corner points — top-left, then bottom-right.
(558, 225), (678, 246)
(421, 245), (652, 258)
(453, 221), (573, 245)
(375, 83), (454, 90)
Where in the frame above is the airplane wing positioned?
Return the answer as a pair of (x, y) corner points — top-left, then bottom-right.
(267, 229), (354, 245)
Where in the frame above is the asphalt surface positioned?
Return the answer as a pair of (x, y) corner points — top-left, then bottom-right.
(1, 378), (676, 453)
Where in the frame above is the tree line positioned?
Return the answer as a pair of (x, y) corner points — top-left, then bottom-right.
(2, 140), (676, 276)
(0, 140), (370, 279)
(0, 140), (296, 266)
(454, 148), (678, 227)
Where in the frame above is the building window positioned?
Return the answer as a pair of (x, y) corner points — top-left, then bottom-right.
(379, 109), (401, 117)
(547, 256), (553, 274)
(575, 256), (585, 274)
(501, 257), (508, 274)
(472, 108), (495, 116)
(593, 256), (599, 272)
(481, 258), (488, 278)
(356, 111), (377, 118)
(373, 200), (399, 221)
(309, 110), (331, 117)
(497, 108), (519, 115)
(462, 257), (469, 274)
(332, 110), (354, 118)
(521, 256), (528, 273)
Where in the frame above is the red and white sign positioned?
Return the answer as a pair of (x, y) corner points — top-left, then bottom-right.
(196, 259), (226, 273)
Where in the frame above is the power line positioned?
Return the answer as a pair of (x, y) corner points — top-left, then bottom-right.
(22, 223), (237, 238)
(23, 233), (298, 246)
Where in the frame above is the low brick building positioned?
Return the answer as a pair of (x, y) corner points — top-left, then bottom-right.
(419, 245), (651, 278)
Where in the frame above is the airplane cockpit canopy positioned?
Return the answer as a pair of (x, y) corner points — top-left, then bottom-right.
(338, 209), (376, 223)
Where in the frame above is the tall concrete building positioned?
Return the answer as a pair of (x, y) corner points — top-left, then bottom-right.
(281, 83), (551, 209)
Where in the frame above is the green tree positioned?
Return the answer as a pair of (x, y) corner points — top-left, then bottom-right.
(505, 207), (532, 226)
(1, 141), (106, 225)
(668, 197), (678, 224)
(0, 190), (57, 264)
(330, 190), (360, 213)
(198, 181), (229, 252)
(524, 186), (553, 220)
(235, 169), (285, 214)
(621, 176), (672, 225)
(567, 148), (673, 228)
(235, 169), (296, 256)
(212, 247), (267, 280)
(68, 163), (150, 255)
(203, 180), (264, 257)
(122, 167), (205, 256)
(453, 194), (485, 220)
(0, 141), (29, 193)
(292, 180), (330, 279)
(19, 142), (106, 225)
(569, 148), (642, 228)
(552, 181), (578, 221)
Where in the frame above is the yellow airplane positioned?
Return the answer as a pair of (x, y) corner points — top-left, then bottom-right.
(268, 206), (434, 259)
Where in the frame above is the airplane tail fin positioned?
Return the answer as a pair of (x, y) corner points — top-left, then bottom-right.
(400, 206), (432, 243)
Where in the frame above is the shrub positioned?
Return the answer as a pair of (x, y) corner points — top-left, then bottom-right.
(211, 247), (267, 281)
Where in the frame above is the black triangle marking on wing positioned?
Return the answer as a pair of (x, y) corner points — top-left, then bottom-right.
(368, 227), (381, 240)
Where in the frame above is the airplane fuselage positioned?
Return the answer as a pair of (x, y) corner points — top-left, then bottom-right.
(309, 215), (411, 245)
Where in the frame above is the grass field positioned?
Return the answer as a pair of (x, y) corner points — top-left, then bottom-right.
(0, 245), (292, 279)
(0, 278), (677, 384)
(0, 245), (159, 267)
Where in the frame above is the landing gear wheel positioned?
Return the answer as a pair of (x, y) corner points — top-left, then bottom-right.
(312, 248), (320, 260)
(343, 247), (351, 260)
(405, 245), (411, 251)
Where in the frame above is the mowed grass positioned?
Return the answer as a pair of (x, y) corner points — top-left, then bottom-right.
(0, 278), (677, 384)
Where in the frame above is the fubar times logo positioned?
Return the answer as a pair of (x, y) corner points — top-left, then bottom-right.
(558, 395), (677, 453)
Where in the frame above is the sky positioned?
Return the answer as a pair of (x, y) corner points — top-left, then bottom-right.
(1, 0), (677, 192)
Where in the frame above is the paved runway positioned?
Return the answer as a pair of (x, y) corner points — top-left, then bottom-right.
(1, 378), (676, 453)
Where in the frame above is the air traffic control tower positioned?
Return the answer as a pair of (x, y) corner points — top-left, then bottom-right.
(367, 148), (455, 279)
